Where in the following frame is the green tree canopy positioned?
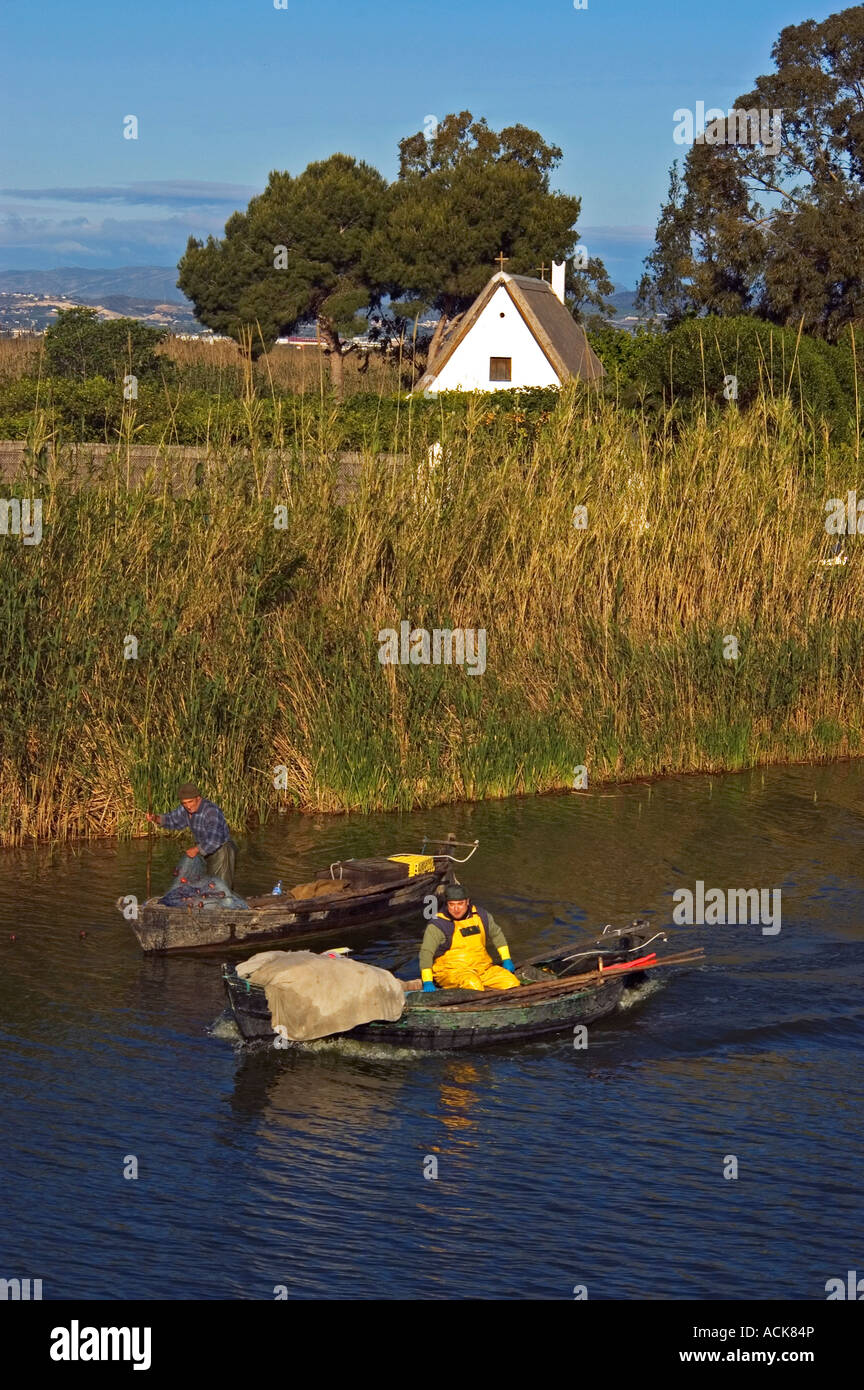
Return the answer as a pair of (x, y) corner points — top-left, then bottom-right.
(177, 117), (611, 390)
(178, 153), (388, 390)
(373, 111), (611, 356)
(638, 6), (864, 339)
(44, 306), (167, 382)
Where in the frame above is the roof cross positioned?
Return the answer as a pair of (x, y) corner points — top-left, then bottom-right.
(495, 250), (509, 272)
(535, 262), (548, 281)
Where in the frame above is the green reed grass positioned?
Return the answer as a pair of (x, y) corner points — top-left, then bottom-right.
(0, 377), (863, 844)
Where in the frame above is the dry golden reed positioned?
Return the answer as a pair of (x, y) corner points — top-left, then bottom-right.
(0, 377), (861, 844)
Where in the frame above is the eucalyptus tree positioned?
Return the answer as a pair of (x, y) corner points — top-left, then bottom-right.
(638, 6), (864, 339)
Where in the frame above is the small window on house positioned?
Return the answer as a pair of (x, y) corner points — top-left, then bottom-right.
(490, 356), (512, 382)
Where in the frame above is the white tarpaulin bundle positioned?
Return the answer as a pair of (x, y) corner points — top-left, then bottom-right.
(235, 950), (406, 1041)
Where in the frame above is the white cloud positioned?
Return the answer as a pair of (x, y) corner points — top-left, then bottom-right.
(0, 181), (259, 207)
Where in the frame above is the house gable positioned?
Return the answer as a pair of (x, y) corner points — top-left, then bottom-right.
(416, 272), (604, 394)
(429, 284), (561, 393)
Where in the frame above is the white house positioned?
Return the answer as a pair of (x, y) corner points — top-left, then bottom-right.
(415, 260), (604, 394)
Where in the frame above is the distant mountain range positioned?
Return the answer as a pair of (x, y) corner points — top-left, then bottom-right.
(0, 266), (205, 334)
(607, 289), (640, 314)
(0, 266), (189, 304)
(0, 267), (645, 336)
(0, 267), (641, 309)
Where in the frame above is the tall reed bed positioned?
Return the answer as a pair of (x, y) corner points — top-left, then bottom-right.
(0, 333), (407, 396)
(163, 336), (407, 396)
(0, 383), (862, 843)
(0, 335), (42, 379)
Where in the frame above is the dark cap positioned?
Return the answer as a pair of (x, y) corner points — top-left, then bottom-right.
(444, 882), (469, 902)
(178, 782), (201, 800)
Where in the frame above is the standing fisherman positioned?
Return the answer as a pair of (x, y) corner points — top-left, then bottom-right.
(419, 882), (520, 992)
(146, 782), (238, 889)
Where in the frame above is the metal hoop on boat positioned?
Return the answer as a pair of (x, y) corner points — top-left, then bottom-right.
(419, 837), (480, 864)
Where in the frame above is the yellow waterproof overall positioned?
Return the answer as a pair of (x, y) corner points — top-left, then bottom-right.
(432, 907), (520, 992)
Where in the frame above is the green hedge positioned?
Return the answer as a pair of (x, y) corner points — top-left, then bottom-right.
(612, 316), (857, 435)
(1, 320), (859, 445)
(0, 375), (563, 448)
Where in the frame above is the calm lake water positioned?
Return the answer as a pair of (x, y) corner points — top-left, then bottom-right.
(1, 763), (862, 1300)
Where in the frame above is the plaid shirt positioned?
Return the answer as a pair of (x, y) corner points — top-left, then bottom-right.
(158, 798), (230, 857)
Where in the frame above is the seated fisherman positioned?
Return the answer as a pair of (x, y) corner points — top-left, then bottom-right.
(146, 781), (238, 889)
(420, 883), (520, 993)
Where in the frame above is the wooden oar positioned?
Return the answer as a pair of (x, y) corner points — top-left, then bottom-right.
(146, 774), (152, 900)
(428, 948), (705, 1011)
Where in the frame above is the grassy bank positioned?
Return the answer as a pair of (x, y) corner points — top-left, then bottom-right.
(1, 377), (864, 845)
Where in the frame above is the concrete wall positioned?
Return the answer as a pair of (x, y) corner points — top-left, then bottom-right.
(0, 441), (402, 503)
(0, 441), (207, 490)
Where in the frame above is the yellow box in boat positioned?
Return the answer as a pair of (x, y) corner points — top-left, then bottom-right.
(389, 854), (435, 876)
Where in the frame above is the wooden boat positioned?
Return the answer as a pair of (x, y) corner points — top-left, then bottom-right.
(222, 923), (704, 1051)
(120, 839), (476, 954)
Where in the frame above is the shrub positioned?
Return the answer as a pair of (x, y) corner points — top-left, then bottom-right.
(587, 323), (656, 386)
(44, 306), (170, 383)
(625, 316), (856, 435)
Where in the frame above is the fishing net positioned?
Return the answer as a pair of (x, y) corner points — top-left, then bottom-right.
(158, 876), (250, 910)
(159, 853), (249, 910)
(168, 851), (209, 885)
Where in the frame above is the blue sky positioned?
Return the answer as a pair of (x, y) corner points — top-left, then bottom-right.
(0, 0), (839, 288)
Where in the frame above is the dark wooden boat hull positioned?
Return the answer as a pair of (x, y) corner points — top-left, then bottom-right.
(130, 870), (444, 953)
(350, 977), (629, 1049)
(222, 964), (633, 1051)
